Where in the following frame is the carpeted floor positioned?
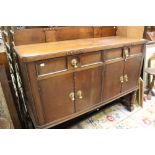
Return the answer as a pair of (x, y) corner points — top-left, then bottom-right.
(68, 97), (155, 129)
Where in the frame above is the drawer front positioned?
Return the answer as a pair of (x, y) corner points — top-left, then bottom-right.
(80, 51), (102, 67)
(104, 48), (123, 61)
(130, 45), (143, 55)
(68, 51), (102, 69)
(36, 57), (67, 76)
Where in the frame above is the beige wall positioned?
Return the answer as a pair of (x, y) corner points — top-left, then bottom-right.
(117, 26), (144, 39)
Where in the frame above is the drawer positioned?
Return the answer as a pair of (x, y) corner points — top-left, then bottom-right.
(36, 57), (67, 76)
(104, 48), (123, 61)
(80, 51), (102, 67)
(130, 45), (143, 55)
(67, 51), (102, 69)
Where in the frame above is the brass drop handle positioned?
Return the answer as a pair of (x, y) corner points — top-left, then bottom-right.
(124, 48), (129, 61)
(71, 59), (78, 68)
(76, 90), (83, 99)
(124, 74), (128, 82)
(69, 92), (75, 101)
(120, 76), (124, 83)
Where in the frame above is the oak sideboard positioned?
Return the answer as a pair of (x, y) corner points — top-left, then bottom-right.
(15, 36), (146, 128)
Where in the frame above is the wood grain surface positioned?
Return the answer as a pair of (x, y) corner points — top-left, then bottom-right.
(15, 36), (146, 62)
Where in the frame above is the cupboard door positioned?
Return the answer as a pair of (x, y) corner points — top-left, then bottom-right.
(75, 67), (102, 112)
(38, 73), (75, 123)
(102, 61), (124, 101)
(122, 56), (142, 92)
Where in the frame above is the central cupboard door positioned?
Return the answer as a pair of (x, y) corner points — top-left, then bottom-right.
(75, 67), (102, 112)
(38, 73), (75, 123)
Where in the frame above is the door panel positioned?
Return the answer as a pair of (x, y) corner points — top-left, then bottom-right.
(38, 73), (74, 123)
(75, 67), (102, 112)
(102, 61), (124, 101)
(122, 56), (142, 92)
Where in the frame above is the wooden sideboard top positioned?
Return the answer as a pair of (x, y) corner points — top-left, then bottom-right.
(15, 36), (146, 62)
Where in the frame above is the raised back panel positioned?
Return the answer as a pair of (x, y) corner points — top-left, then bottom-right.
(100, 26), (117, 37)
(94, 26), (117, 38)
(14, 28), (46, 45)
(45, 26), (94, 42)
(13, 26), (117, 45)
